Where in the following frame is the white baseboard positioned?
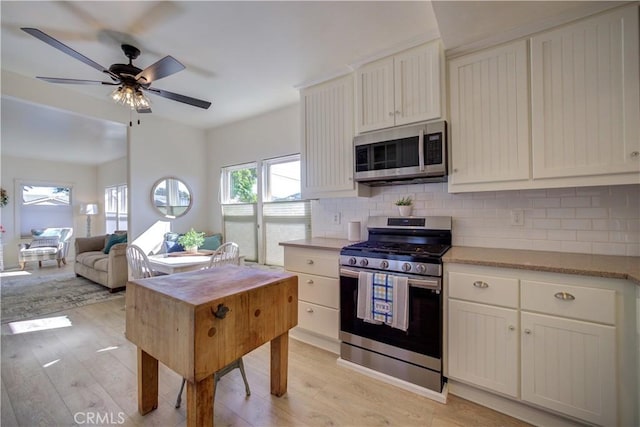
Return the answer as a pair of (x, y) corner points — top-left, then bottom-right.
(289, 328), (340, 354)
(336, 357), (448, 404)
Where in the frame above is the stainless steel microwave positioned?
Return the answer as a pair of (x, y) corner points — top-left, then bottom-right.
(354, 120), (447, 184)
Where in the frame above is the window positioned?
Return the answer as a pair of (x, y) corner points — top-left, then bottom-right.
(20, 184), (72, 237)
(105, 185), (127, 233)
(221, 155), (310, 266)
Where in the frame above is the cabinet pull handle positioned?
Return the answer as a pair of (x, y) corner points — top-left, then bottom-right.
(306, 279), (314, 284)
(306, 259), (314, 265)
(524, 329), (532, 335)
(306, 308), (314, 313)
(554, 292), (575, 301)
(473, 281), (489, 288)
(508, 325), (515, 331)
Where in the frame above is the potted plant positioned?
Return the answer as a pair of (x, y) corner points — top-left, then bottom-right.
(395, 196), (413, 217)
(178, 228), (205, 253)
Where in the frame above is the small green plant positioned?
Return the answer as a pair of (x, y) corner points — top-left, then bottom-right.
(178, 228), (205, 249)
(394, 196), (413, 206)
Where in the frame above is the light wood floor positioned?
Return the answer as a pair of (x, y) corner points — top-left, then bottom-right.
(1, 269), (531, 427)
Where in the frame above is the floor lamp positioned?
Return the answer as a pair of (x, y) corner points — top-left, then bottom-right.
(81, 203), (99, 237)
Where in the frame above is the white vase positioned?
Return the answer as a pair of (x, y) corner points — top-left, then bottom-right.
(398, 205), (412, 217)
(186, 246), (198, 254)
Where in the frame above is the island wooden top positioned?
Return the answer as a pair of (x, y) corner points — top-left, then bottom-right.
(443, 246), (640, 285)
(128, 265), (297, 306)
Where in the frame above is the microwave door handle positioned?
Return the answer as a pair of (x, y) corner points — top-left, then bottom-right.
(418, 128), (425, 171)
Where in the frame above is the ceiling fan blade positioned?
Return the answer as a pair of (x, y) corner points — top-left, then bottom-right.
(145, 87), (211, 109)
(37, 77), (119, 85)
(135, 56), (185, 84)
(21, 27), (120, 80)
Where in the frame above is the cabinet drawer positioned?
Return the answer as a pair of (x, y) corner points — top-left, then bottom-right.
(297, 273), (339, 309)
(448, 272), (518, 308)
(521, 280), (615, 325)
(297, 301), (339, 339)
(284, 247), (339, 278)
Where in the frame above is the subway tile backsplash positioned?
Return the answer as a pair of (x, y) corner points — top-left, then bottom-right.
(311, 183), (640, 256)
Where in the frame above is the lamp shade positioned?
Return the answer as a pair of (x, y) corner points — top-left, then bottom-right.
(81, 203), (99, 215)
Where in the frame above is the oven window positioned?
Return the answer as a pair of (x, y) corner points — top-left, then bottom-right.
(340, 274), (442, 359)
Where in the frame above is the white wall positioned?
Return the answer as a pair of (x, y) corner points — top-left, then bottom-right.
(206, 103), (300, 233)
(313, 183), (640, 256)
(2, 70), (210, 249)
(0, 155), (98, 267)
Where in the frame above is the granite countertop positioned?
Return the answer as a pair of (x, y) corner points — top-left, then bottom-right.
(443, 246), (640, 285)
(279, 237), (355, 251)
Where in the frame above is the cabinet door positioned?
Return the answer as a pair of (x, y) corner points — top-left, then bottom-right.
(301, 75), (357, 198)
(531, 5), (640, 179)
(449, 39), (530, 185)
(448, 299), (519, 397)
(394, 41), (442, 126)
(521, 312), (616, 426)
(355, 57), (395, 133)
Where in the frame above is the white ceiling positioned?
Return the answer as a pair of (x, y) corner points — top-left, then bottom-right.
(0, 1), (623, 165)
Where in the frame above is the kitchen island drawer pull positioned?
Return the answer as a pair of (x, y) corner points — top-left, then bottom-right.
(554, 291), (575, 301)
(473, 281), (489, 288)
(306, 259), (314, 265)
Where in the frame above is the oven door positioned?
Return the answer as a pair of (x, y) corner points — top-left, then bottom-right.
(339, 267), (442, 367)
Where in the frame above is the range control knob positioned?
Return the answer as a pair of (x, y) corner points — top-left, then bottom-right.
(380, 260), (389, 269)
(416, 264), (426, 274)
(402, 263), (412, 272)
(360, 258), (369, 267)
(348, 257), (357, 265)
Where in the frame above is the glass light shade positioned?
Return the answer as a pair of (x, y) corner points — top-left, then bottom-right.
(110, 86), (151, 110)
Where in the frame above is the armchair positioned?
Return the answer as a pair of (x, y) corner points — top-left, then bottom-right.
(18, 227), (73, 270)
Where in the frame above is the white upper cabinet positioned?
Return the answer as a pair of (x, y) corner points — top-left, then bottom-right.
(449, 39), (530, 186)
(300, 75), (370, 199)
(355, 41), (443, 133)
(531, 5), (640, 179)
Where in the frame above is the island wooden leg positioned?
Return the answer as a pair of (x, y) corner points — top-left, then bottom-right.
(137, 348), (158, 415)
(186, 374), (215, 427)
(270, 331), (289, 397)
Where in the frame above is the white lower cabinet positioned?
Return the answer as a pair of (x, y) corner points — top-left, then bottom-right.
(448, 299), (519, 397)
(521, 312), (616, 426)
(446, 264), (634, 426)
(283, 246), (340, 353)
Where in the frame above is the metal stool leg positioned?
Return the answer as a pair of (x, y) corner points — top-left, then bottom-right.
(175, 378), (186, 408)
(238, 358), (251, 396)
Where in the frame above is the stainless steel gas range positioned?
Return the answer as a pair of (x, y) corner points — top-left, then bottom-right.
(339, 216), (452, 393)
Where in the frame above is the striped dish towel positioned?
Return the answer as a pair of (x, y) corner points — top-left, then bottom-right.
(357, 271), (381, 324)
(371, 273), (409, 331)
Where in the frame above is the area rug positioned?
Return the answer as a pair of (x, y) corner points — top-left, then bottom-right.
(1, 273), (125, 324)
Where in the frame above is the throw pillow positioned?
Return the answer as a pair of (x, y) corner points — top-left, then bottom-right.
(103, 233), (127, 254)
(200, 234), (222, 251)
(29, 237), (60, 248)
(165, 240), (185, 253)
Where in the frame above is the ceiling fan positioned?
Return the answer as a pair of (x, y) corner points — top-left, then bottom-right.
(21, 27), (212, 115)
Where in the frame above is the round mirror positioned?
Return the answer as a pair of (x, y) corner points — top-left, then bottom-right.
(151, 177), (193, 218)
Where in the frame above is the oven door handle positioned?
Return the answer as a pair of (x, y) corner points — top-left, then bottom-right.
(339, 267), (440, 291)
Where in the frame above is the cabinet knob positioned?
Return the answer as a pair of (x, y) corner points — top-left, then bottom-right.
(554, 291), (575, 301)
(306, 259), (314, 265)
(508, 325), (515, 331)
(388, 112), (394, 117)
(306, 308), (314, 313)
(473, 281), (489, 289)
(395, 110), (401, 115)
(630, 151), (639, 158)
(453, 168), (458, 173)
(524, 329), (532, 335)
(306, 279), (314, 284)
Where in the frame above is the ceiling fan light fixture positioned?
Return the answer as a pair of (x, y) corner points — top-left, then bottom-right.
(110, 85), (150, 110)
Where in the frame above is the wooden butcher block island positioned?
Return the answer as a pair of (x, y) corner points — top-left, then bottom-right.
(125, 265), (298, 426)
